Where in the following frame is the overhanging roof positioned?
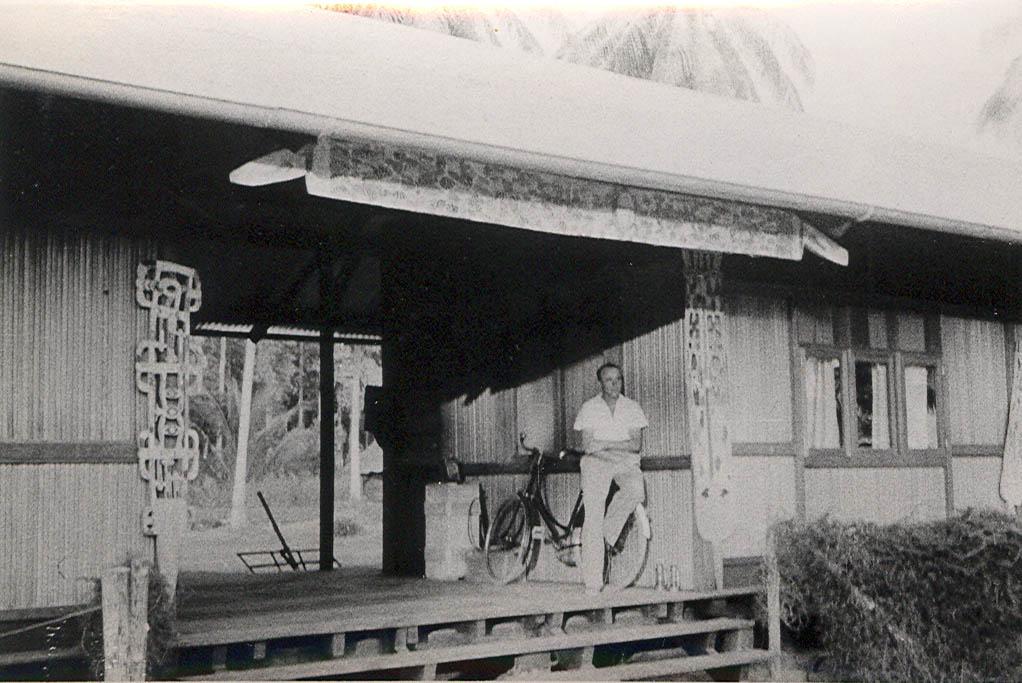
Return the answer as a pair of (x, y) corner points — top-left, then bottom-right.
(2, 4), (1021, 243)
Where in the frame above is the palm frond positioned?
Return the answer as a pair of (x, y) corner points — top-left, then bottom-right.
(557, 8), (812, 110)
(981, 55), (1022, 136)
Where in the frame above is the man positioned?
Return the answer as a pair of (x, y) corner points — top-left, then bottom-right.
(573, 362), (648, 594)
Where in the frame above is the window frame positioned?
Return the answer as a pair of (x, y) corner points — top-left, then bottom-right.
(898, 351), (945, 458)
(802, 345), (946, 469)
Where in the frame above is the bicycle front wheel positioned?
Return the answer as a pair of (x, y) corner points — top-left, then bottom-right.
(604, 504), (650, 590)
(483, 497), (537, 585)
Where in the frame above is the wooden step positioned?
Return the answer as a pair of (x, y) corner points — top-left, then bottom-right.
(510, 649), (773, 680)
(178, 617), (754, 680)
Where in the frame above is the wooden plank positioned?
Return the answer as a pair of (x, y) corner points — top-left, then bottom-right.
(731, 442), (796, 457)
(101, 564), (148, 681)
(178, 618), (757, 680)
(805, 452), (945, 468)
(0, 441), (136, 464)
(950, 445), (1004, 457)
(508, 649), (772, 680)
(175, 577), (763, 646)
(459, 456), (693, 477)
(0, 647), (85, 666)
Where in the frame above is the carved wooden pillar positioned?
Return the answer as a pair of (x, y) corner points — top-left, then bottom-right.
(135, 260), (203, 591)
(682, 251), (737, 589)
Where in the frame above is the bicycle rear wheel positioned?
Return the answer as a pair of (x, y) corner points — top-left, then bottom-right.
(484, 497), (537, 584)
(604, 504), (650, 590)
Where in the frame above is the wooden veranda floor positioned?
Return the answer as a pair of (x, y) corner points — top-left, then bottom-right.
(172, 569), (772, 680)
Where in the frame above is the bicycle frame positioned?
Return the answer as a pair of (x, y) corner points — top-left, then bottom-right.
(516, 447), (584, 551)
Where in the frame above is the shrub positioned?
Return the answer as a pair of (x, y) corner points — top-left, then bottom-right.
(772, 511), (1022, 682)
(334, 517), (362, 538)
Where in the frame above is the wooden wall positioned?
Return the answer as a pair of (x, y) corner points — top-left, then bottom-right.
(727, 295), (792, 444)
(0, 463), (150, 609)
(805, 468), (946, 522)
(1, 225), (154, 610)
(720, 457), (797, 558)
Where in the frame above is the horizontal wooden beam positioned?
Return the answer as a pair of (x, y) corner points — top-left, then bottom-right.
(460, 456), (691, 477)
(726, 278), (1019, 324)
(949, 445), (1004, 457)
(307, 136), (812, 262)
(805, 452), (945, 469)
(0, 441), (135, 464)
(732, 442), (796, 457)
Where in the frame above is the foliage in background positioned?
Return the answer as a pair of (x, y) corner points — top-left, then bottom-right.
(188, 338), (382, 485)
(773, 511), (1022, 682)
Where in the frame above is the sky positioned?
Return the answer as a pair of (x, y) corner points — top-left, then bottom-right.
(776, 0), (1021, 160)
(529, 0), (1022, 161)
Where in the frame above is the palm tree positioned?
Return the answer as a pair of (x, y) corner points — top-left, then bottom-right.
(319, 5), (812, 109)
(556, 8), (814, 110)
(319, 4), (558, 55)
(980, 27), (1022, 144)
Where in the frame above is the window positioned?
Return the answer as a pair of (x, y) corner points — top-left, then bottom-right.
(800, 307), (944, 464)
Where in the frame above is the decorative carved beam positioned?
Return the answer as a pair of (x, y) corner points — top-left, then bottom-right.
(230, 137), (848, 265)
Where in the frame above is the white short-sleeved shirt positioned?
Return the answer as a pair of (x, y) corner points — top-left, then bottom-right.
(573, 394), (649, 442)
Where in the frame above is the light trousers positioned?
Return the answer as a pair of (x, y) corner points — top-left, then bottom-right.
(579, 453), (645, 590)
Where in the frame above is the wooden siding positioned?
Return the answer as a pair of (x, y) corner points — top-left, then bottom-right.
(952, 457), (1011, 512)
(1, 463), (151, 609)
(446, 388), (516, 464)
(796, 303), (834, 346)
(805, 468), (946, 522)
(719, 457), (796, 558)
(1, 226), (157, 609)
(896, 312), (927, 352)
(622, 319), (688, 457)
(1, 227), (152, 441)
(515, 374), (559, 455)
(727, 295), (792, 443)
(941, 316), (1008, 445)
(562, 347), (622, 446)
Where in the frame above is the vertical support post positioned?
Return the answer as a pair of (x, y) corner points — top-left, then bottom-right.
(349, 374), (363, 501)
(682, 251), (736, 589)
(320, 326), (336, 571)
(381, 227), (427, 577)
(789, 299), (807, 521)
(765, 532), (782, 679)
(229, 339), (256, 529)
(102, 561), (149, 681)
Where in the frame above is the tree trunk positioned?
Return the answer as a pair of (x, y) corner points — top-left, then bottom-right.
(297, 341), (304, 429)
(349, 374), (362, 501)
(230, 339), (256, 528)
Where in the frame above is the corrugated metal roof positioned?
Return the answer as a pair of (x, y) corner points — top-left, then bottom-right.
(2, 4), (1020, 242)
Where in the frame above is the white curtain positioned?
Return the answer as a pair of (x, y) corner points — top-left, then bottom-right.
(805, 358), (840, 449)
(870, 364), (890, 449)
(905, 366), (938, 449)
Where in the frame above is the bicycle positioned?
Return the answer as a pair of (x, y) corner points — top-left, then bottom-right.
(483, 435), (651, 590)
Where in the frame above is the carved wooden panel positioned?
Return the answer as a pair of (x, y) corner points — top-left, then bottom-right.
(682, 251), (738, 558)
(134, 260), (203, 535)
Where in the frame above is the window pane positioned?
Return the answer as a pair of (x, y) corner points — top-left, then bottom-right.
(855, 361), (891, 449)
(805, 358), (842, 448)
(906, 366), (939, 449)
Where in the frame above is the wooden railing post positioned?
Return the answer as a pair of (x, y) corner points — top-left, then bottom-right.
(765, 532), (782, 678)
(102, 559), (149, 681)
